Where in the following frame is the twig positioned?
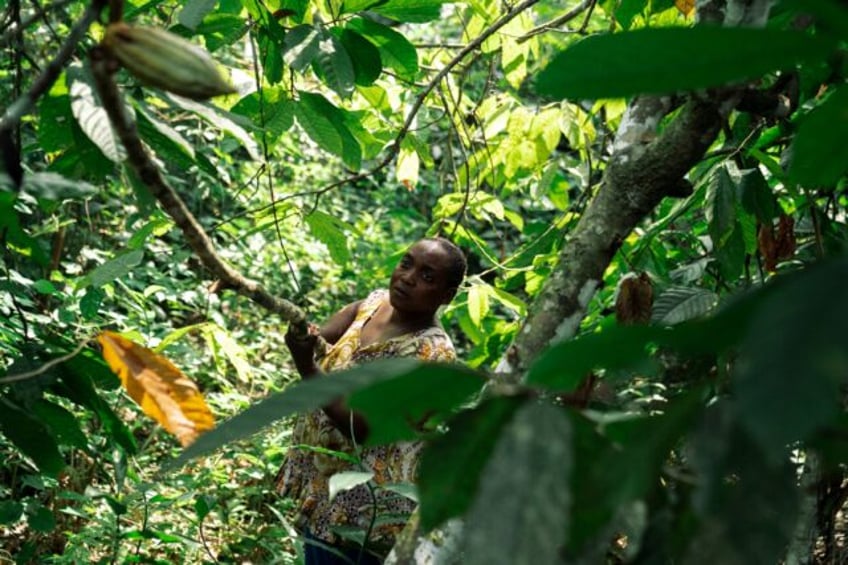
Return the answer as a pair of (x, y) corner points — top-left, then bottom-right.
(0, 0), (76, 47)
(0, 0), (104, 137)
(300, 0), (542, 212)
(89, 48), (310, 331)
(517, 0), (594, 43)
(0, 340), (88, 384)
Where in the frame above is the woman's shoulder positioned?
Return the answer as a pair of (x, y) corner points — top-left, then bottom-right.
(413, 326), (456, 362)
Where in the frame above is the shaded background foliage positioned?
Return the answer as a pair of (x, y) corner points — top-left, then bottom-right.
(1, 0), (848, 562)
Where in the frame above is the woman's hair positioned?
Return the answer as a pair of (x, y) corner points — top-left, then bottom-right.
(424, 237), (467, 289)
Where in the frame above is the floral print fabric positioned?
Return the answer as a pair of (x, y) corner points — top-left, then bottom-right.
(276, 289), (456, 552)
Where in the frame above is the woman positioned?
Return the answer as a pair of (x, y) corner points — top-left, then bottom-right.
(276, 237), (466, 564)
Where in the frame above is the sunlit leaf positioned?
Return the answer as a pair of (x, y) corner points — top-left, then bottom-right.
(396, 140), (420, 190)
(283, 24), (322, 71)
(305, 210), (351, 265)
(79, 249), (144, 289)
(67, 64), (126, 162)
(177, 0), (217, 30)
(328, 471), (374, 502)
(98, 331), (215, 447)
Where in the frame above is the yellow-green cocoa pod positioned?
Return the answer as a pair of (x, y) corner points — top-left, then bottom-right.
(103, 22), (236, 100)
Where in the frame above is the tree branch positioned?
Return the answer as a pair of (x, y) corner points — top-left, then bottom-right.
(89, 49), (309, 331)
(0, 0), (103, 138)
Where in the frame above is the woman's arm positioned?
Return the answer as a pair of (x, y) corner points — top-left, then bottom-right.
(285, 299), (369, 442)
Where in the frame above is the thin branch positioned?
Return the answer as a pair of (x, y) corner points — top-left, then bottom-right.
(0, 341), (88, 384)
(0, 0), (103, 137)
(0, 0), (76, 47)
(89, 49), (310, 331)
(517, 0), (594, 43)
(299, 0), (541, 210)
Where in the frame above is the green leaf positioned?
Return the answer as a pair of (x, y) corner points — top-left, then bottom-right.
(305, 210), (351, 265)
(313, 32), (356, 98)
(56, 362), (135, 452)
(0, 401), (65, 476)
(789, 85), (848, 187)
(283, 24), (323, 72)
(196, 14), (249, 51)
(165, 94), (261, 161)
(261, 32), (284, 84)
(347, 363), (486, 445)
(337, 28), (382, 86)
(461, 402), (572, 565)
(706, 165), (737, 247)
(26, 504), (56, 533)
(418, 396), (525, 531)
(687, 408), (799, 564)
(79, 287), (105, 320)
(296, 93), (362, 169)
(328, 471), (374, 502)
(177, 0), (217, 30)
(0, 501), (23, 525)
(22, 172), (96, 202)
(134, 104), (216, 177)
(79, 249), (144, 289)
(536, 27), (835, 100)
(467, 283), (490, 327)
(67, 64), (125, 162)
(734, 258), (848, 459)
(652, 286), (718, 325)
(368, 0), (446, 22)
(614, 0), (647, 30)
(739, 167), (779, 221)
(169, 359), (440, 469)
(347, 17), (418, 81)
(32, 399), (89, 449)
(231, 87), (294, 141)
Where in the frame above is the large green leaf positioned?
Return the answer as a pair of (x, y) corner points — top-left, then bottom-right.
(789, 85), (848, 187)
(32, 399), (89, 450)
(368, 0), (446, 22)
(336, 28), (382, 86)
(687, 407), (799, 564)
(418, 396), (524, 531)
(169, 358), (444, 469)
(461, 402), (572, 565)
(304, 210), (351, 265)
(0, 400), (65, 476)
(67, 64), (125, 163)
(22, 172), (96, 202)
(348, 363), (486, 445)
(231, 86), (294, 141)
(734, 258), (848, 459)
(283, 24), (323, 72)
(177, 0), (217, 30)
(134, 104), (215, 177)
(536, 27), (835, 100)
(78, 249), (144, 289)
(313, 32), (356, 98)
(195, 14), (249, 51)
(166, 94), (261, 161)
(739, 167), (779, 221)
(296, 93), (362, 170)
(347, 17), (418, 81)
(705, 165), (737, 247)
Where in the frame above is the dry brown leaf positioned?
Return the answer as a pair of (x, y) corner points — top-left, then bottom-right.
(675, 0), (696, 17)
(776, 213), (796, 261)
(616, 272), (654, 325)
(758, 222), (779, 272)
(98, 331), (214, 446)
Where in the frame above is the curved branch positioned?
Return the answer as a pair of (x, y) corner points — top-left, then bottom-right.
(89, 49), (309, 331)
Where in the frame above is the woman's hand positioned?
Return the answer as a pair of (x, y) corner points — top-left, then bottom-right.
(285, 322), (321, 378)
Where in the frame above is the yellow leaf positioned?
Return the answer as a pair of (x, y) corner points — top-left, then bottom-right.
(675, 0), (695, 17)
(98, 331), (214, 447)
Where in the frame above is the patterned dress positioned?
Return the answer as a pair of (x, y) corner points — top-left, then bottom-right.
(276, 289), (456, 554)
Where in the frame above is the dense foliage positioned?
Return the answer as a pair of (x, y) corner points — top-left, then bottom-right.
(1, 0), (847, 562)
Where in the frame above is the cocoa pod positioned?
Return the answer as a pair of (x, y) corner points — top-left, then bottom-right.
(103, 22), (236, 100)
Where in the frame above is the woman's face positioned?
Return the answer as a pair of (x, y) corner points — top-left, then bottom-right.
(389, 240), (456, 317)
